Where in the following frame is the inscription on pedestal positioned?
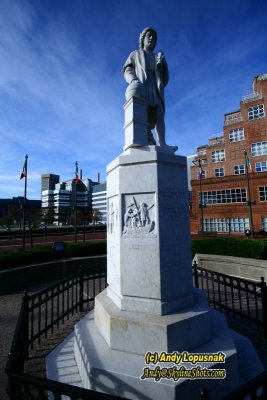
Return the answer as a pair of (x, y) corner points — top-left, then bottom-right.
(161, 188), (188, 223)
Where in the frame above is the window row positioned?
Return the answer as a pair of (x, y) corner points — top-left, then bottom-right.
(199, 187), (267, 203)
(196, 161), (267, 179)
(203, 217), (267, 232)
(199, 189), (247, 204)
(203, 218), (249, 233)
(203, 142), (267, 165)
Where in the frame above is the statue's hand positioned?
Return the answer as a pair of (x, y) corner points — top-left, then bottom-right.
(125, 80), (145, 101)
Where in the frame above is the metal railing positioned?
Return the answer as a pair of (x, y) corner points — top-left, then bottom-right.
(192, 261), (267, 338)
(6, 263), (267, 399)
(6, 265), (113, 399)
(26, 266), (106, 352)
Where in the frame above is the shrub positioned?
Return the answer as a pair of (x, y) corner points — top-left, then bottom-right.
(0, 246), (55, 269)
(64, 240), (107, 257)
(192, 237), (267, 260)
(0, 240), (107, 269)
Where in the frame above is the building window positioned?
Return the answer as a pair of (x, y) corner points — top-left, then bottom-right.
(255, 161), (267, 172)
(251, 141), (267, 157)
(211, 150), (225, 163)
(200, 188), (247, 205)
(248, 104), (265, 120)
(215, 168), (224, 177)
(259, 187), (267, 201)
(197, 170), (206, 180)
(224, 112), (242, 126)
(203, 218), (249, 233)
(262, 218), (267, 230)
(234, 164), (245, 175)
(229, 128), (245, 142)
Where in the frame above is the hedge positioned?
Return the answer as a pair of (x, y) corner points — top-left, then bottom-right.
(0, 224), (106, 238)
(0, 240), (107, 269)
(192, 237), (267, 260)
(1, 237), (267, 270)
(0, 246), (56, 269)
(64, 240), (107, 257)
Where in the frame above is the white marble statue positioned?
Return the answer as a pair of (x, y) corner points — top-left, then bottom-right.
(123, 27), (178, 152)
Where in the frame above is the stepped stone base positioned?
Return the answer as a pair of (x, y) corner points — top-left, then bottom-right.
(74, 305), (242, 400)
(95, 288), (210, 355)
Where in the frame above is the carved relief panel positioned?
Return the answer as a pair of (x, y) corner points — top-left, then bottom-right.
(107, 196), (119, 234)
(122, 193), (156, 237)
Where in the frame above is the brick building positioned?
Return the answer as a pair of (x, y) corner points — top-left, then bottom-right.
(190, 72), (267, 235)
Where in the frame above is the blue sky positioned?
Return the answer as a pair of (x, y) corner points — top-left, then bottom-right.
(1, 0), (267, 200)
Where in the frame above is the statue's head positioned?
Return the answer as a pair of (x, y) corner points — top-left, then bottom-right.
(139, 27), (157, 50)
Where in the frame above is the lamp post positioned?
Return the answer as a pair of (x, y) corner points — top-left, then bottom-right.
(21, 154), (28, 250)
(74, 161), (79, 243)
(244, 151), (256, 238)
(193, 159), (206, 239)
(74, 185), (78, 243)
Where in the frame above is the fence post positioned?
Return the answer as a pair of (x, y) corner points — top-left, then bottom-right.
(22, 290), (29, 360)
(79, 266), (84, 312)
(260, 277), (267, 338)
(193, 261), (199, 288)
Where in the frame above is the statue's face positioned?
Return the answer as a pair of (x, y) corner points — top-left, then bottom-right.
(143, 30), (156, 51)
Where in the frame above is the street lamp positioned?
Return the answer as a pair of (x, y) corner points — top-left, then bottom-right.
(193, 159), (207, 239)
(244, 151), (256, 238)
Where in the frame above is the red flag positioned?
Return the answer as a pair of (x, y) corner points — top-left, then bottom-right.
(75, 161), (79, 184)
(20, 158), (27, 180)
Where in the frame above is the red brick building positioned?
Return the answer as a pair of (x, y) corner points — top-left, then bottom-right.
(190, 73), (267, 235)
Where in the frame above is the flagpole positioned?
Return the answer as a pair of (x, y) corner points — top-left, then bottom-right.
(198, 159), (206, 239)
(244, 150), (255, 239)
(194, 159), (206, 239)
(199, 173), (205, 240)
(74, 161), (78, 243)
(22, 154), (28, 250)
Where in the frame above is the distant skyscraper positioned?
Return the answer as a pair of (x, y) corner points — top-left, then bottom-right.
(41, 174), (60, 192)
(41, 174), (99, 225)
(92, 182), (107, 223)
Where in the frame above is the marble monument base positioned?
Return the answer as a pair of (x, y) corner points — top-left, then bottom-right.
(73, 294), (252, 400)
(68, 146), (263, 399)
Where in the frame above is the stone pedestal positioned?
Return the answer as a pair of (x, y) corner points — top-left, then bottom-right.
(72, 146), (262, 399)
(74, 308), (240, 400)
(106, 146), (194, 315)
(123, 97), (149, 150)
(47, 97), (263, 400)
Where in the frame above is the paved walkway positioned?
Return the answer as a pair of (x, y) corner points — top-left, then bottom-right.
(0, 291), (23, 400)
(1, 295), (267, 400)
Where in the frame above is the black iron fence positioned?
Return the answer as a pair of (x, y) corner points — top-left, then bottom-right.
(27, 266), (106, 352)
(192, 261), (267, 338)
(5, 265), (116, 400)
(5, 263), (267, 400)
